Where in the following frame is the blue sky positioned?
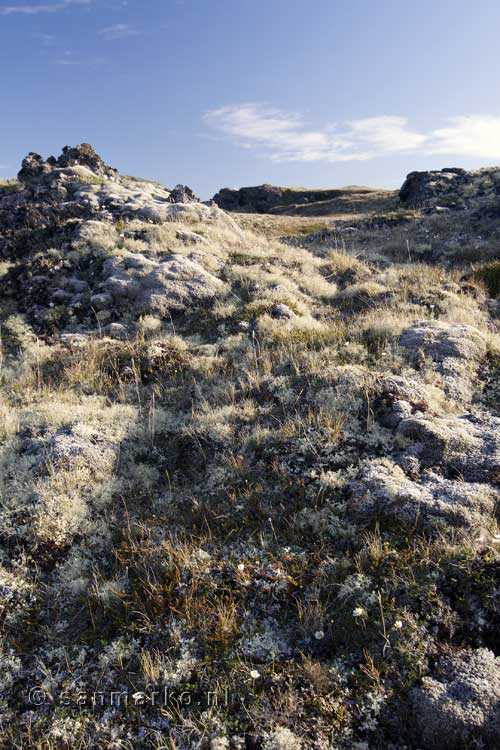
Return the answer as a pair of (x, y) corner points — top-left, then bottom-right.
(1, 0), (500, 197)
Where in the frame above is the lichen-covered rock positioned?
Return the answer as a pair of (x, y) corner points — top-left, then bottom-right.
(100, 251), (225, 316)
(238, 617), (292, 662)
(399, 167), (468, 209)
(263, 727), (303, 750)
(176, 229), (206, 244)
(56, 144), (117, 178)
(399, 166), (500, 216)
(374, 373), (446, 428)
(25, 428), (116, 474)
(400, 321), (486, 402)
(1, 145), (244, 263)
(18, 143), (117, 185)
(350, 459), (498, 530)
(398, 412), (500, 482)
(412, 648), (500, 749)
(376, 374), (435, 410)
(169, 184), (199, 204)
(270, 303), (296, 320)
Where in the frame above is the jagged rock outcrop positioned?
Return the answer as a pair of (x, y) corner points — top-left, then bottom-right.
(18, 144), (118, 185)
(0, 145), (205, 260)
(412, 648), (500, 749)
(0, 146), (238, 334)
(400, 165), (500, 213)
(169, 184), (200, 204)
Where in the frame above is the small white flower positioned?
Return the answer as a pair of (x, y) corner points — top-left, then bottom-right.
(237, 563), (245, 573)
(249, 669), (261, 680)
(394, 620), (403, 630)
(314, 630), (325, 640)
(353, 607), (365, 618)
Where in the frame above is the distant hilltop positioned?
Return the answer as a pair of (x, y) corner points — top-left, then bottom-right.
(212, 183), (395, 215)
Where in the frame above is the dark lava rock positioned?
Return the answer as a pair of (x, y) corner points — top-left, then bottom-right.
(212, 184), (348, 214)
(399, 166), (500, 212)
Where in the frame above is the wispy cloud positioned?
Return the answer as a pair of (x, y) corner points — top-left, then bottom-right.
(98, 23), (137, 40)
(53, 51), (105, 65)
(204, 104), (500, 163)
(0, 0), (92, 16)
(429, 116), (500, 160)
(30, 31), (56, 44)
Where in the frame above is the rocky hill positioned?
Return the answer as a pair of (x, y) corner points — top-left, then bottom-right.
(212, 183), (398, 216)
(0, 146), (499, 750)
(400, 165), (500, 213)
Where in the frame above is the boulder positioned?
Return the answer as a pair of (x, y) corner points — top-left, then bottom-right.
(399, 321), (486, 403)
(399, 168), (466, 208)
(17, 152), (52, 184)
(100, 251), (225, 316)
(169, 184), (199, 204)
(270, 303), (296, 320)
(412, 648), (500, 749)
(350, 459), (498, 530)
(398, 411), (500, 482)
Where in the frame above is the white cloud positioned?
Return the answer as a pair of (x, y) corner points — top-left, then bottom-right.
(99, 23), (137, 40)
(0, 0), (92, 15)
(204, 104), (351, 163)
(346, 116), (426, 154)
(429, 116), (500, 160)
(30, 31), (56, 44)
(204, 104), (500, 164)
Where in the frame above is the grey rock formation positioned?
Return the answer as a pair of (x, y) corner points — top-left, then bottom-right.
(0, 147), (240, 333)
(412, 648), (500, 749)
(350, 459), (498, 530)
(374, 374), (442, 428)
(169, 184), (199, 204)
(25, 428), (116, 474)
(399, 165), (500, 214)
(270, 303), (296, 320)
(398, 411), (500, 483)
(51, 143), (117, 179)
(399, 321), (486, 403)
(100, 251), (226, 316)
